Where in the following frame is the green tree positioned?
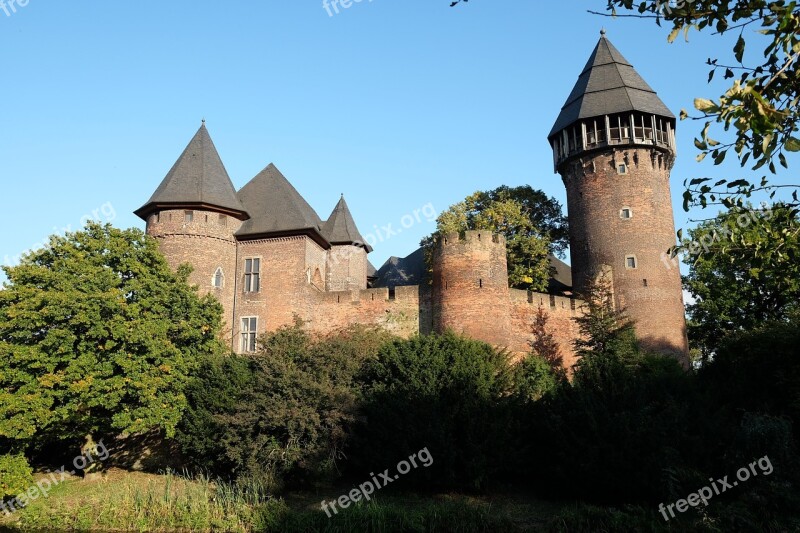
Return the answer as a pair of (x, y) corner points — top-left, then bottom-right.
(529, 305), (564, 376)
(682, 203), (800, 357)
(599, 0), (800, 210)
(573, 272), (639, 360)
(422, 186), (567, 291)
(0, 223), (224, 452)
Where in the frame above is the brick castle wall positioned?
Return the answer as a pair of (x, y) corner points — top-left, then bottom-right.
(508, 290), (583, 369)
(326, 245), (368, 291)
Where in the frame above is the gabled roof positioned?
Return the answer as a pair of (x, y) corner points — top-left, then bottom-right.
(235, 163), (327, 246)
(321, 195), (372, 252)
(548, 32), (674, 139)
(135, 123), (248, 220)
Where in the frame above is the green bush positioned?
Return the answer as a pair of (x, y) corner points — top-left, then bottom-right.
(175, 322), (393, 488)
(529, 350), (704, 503)
(353, 332), (517, 491)
(513, 354), (560, 402)
(0, 453), (33, 498)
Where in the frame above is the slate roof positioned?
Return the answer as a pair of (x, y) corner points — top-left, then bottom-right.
(135, 124), (248, 220)
(548, 32), (674, 139)
(547, 255), (573, 295)
(235, 163), (327, 245)
(321, 195), (372, 252)
(374, 247), (427, 288)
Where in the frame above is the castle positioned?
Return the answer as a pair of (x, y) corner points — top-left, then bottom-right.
(135, 33), (689, 367)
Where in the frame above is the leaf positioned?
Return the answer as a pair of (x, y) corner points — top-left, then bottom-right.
(734, 35), (746, 63)
(694, 98), (718, 113)
(668, 26), (680, 44)
(785, 137), (800, 152)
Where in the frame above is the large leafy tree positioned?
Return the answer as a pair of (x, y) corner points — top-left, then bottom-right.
(598, 0), (800, 210)
(422, 185), (568, 291)
(682, 204), (800, 357)
(0, 223), (225, 451)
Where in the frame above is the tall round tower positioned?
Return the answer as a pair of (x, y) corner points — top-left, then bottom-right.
(432, 230), (511, 347)
(548, 32), (688, 359)
(134, 123), (250, 340)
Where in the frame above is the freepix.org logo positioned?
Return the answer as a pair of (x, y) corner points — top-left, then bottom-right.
(0, 0), (30, 18)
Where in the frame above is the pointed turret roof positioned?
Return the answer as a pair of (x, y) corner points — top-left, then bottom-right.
(548, 32), (674, 139)
(135, 123), (248, 220)
(321, 195), (372, 252)
(235, 163), (328, 246)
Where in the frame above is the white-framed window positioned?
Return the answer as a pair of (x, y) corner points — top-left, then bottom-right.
(213, 268), (224, 289)
(617, 163), (628, 175)
(184, 210), (194, 223)
(240, 317), (258, 353)
(620, 207), (632, 219)
(625, 255), (638, 269)
(244, 258), (260, 293)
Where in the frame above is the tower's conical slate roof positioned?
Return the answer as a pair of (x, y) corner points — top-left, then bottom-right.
(135, 123), (248, 219)
(235, 163), (327, 244)
(321, 195), (372, 252)
(548, 33), (674, 138)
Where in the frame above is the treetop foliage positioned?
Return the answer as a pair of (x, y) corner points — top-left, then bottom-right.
(422, 185), (568, 291)
(0, 223), (225, 449)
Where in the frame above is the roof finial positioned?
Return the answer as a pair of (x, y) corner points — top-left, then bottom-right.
(600, 28), (606, 37)
(201, 118), (206, 125)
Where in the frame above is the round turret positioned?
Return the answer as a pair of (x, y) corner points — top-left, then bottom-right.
(432, 231), (511, 347)
(549, 33), (688, 360)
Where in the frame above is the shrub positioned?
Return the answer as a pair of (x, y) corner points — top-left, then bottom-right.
(529, 350), (702, 503)
(0, 453), (33, 498)
(176, 323), (393, 488)
(353, 332), (516, 491)
(513, 354), (560, 402)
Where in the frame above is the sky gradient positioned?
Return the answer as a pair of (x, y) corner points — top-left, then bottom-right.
(1, 1), (796, 282)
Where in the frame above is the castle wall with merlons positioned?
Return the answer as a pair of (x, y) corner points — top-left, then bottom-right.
(148, 227), (583, 368)
(508, 290), (583, 369)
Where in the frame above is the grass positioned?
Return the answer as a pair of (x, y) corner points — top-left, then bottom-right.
(0, 469), (569, 532)
(1, 469), (775, 532)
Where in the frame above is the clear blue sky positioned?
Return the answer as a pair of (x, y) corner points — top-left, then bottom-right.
(1, 1), (795, 282)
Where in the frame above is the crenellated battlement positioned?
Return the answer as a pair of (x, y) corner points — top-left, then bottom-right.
(316, 285), (421, 305)
(509, 289), (581, 315)
(436, 230), (505, 249)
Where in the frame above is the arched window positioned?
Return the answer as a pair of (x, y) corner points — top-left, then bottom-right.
(213, 268), (224, 288)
